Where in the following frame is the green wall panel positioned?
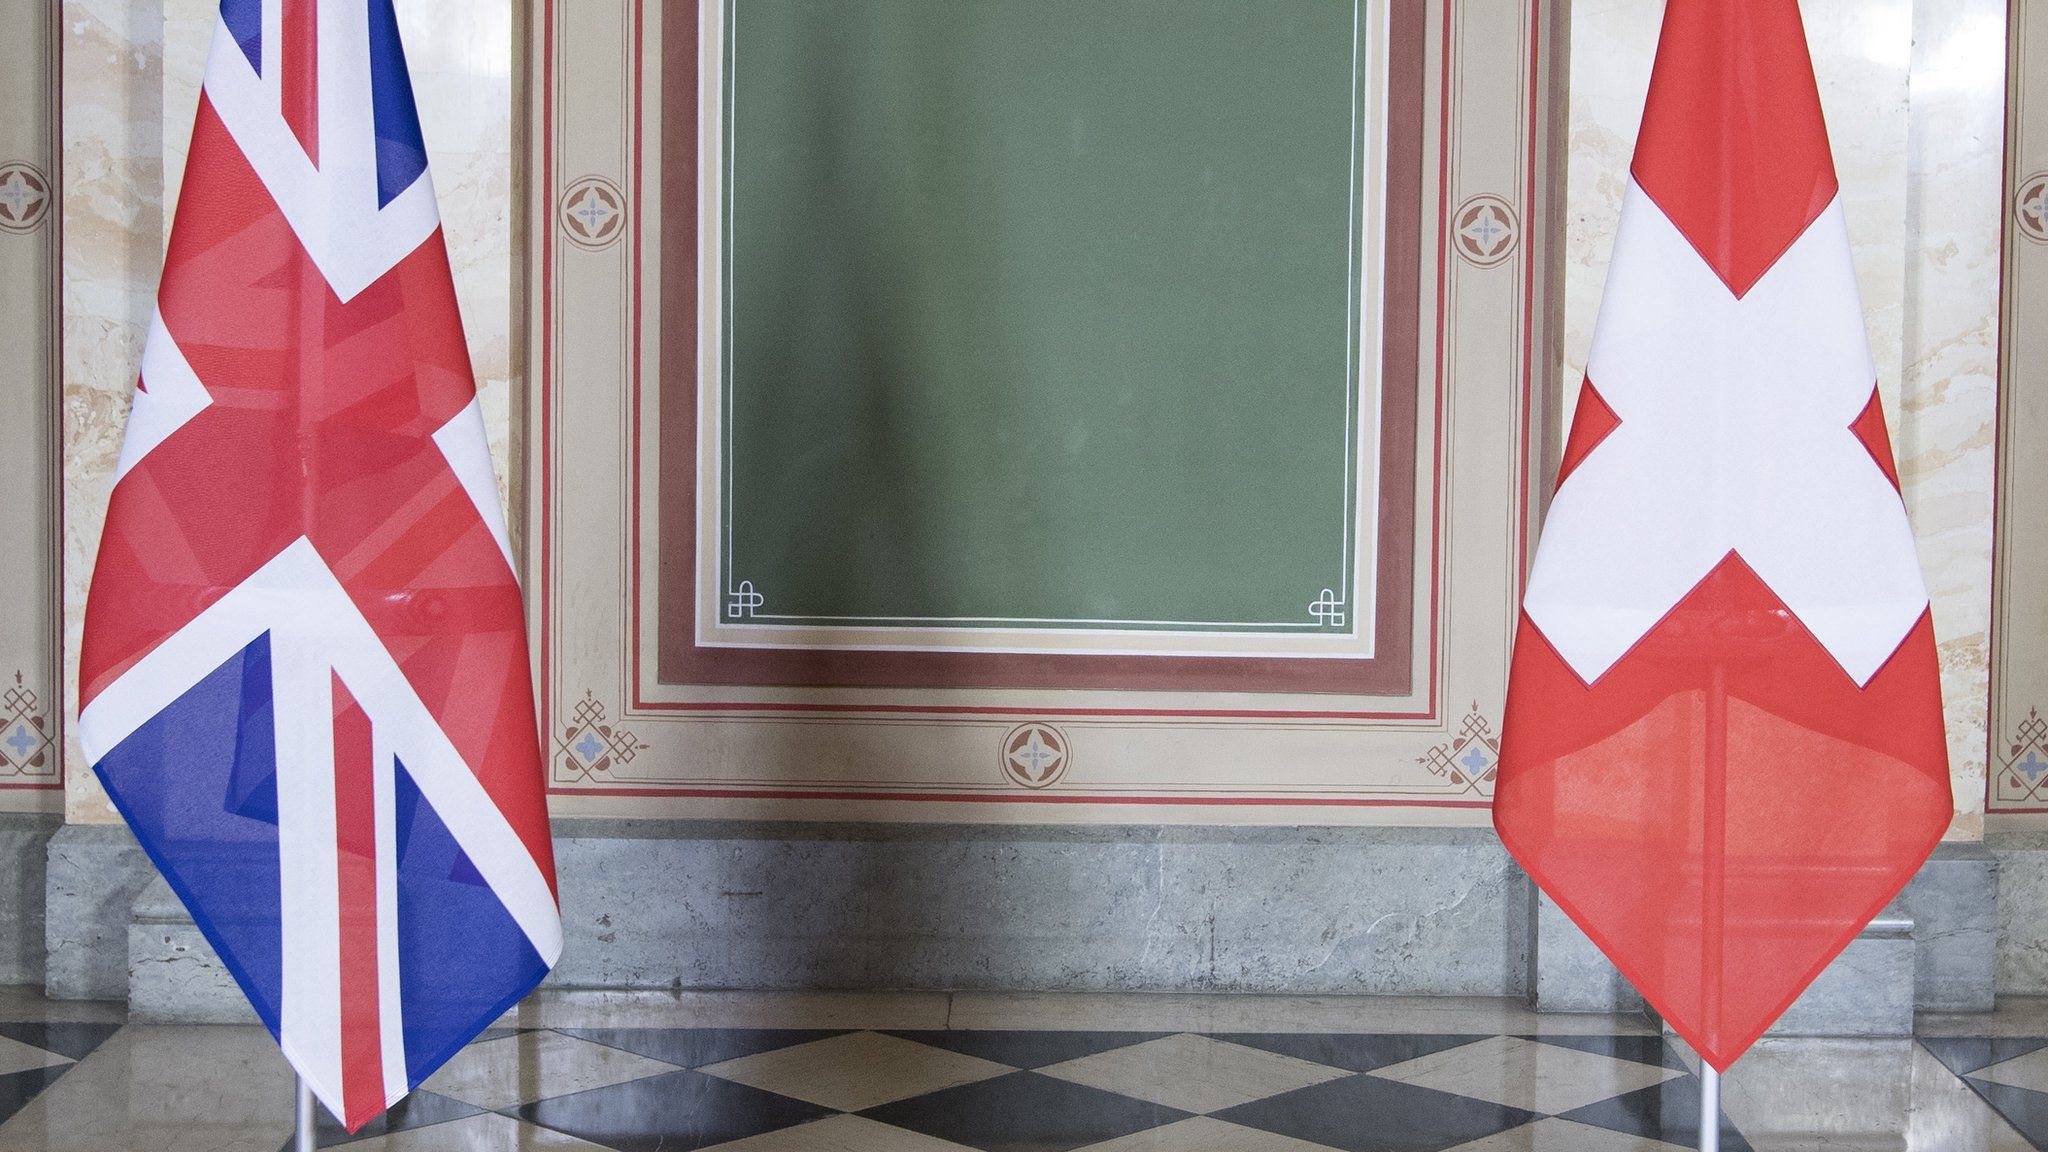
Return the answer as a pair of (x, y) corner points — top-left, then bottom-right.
(721, 0), (1369, 633)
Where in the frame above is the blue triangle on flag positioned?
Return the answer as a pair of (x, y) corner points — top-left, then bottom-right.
(92, 632), (286, 1039)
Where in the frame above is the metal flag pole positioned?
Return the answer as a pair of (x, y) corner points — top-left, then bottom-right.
(1700, 1065), (1721, 1152)
(296, 1074), (317, 1152)
(1700, 663), (1726, 1152)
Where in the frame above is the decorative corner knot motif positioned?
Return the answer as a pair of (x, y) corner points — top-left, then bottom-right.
(727, 580), (765, 620)
(1418, 701), (1499, 796)
(1995, 707), (2048, 806)
(556, 692), (650, 781)
(0, 672), (53, 778)
(1309, 589), (1347, 628)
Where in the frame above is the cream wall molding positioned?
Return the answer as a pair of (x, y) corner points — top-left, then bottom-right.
(528, 0), (1569, 825)
(0, 0), (61, 814)
(1991, 0), (2048, 823)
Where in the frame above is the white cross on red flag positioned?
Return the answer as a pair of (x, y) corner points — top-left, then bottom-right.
(1494, 0), (1951, 1071)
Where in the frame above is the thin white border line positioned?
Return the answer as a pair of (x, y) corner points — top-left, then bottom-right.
(711, 0), (1382, 641)
(1358, 0), (1391, 656)
(1341, 0), (1362, 609)
(721, 0), (738, 604)
(697, 638), (1382, 661)
(739, 616), (1339, 630)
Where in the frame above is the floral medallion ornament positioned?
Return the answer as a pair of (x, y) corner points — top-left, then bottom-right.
(1000, 722), (1071, 789)
(0, 162), (51, 235)
(1452, 193), (1519, 268)
(560, 175), (627, 252)
(2016, 172), (2048, 246)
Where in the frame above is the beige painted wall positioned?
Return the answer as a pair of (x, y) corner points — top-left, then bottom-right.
(52, 0), (2014, 836)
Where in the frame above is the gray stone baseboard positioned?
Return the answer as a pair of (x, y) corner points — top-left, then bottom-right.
(1992, 831), (2048, 995)
(1546, 897), (1917, 1037)
(82, 821), (2009, 1026)
(0, 812), (59, 985)
(1531, 890), (1645, 1014)
(128, 876), (258, 1024)
(1768, 905), (1916, 1037)
(44, 823), (153, 1000)
(1534, 843), (1995, 1029)
(120, 823), (1535, 1019)
(549, 822), (1532, 995)
(1641, 906), (1917, 1041)
(1899, 842), (1998, 1012)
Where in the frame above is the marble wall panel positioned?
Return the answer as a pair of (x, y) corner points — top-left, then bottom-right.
(1903, 0), (2006, 838)
(61, 0), (166, 824)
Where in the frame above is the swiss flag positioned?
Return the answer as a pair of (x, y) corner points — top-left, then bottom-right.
(1494, 0), (1951, 1072)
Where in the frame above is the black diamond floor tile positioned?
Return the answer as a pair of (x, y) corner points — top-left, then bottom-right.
(883, 1029), (1170, 1070)
(1214, 1073), (1537, 1152)
(858, 1070), (1191, 1152)
(560, 1027), (848, 1069)
(281, 1090), (482, 1150)
(1922, 1037), (2048, 1078)
(0, 1065), (72, 1129)
(0, 1021), (123, 1063)
(9, 1018), (2035, 1150)
(1962, 1078), (2048, 1149)
(475, 1027), (539, 1044)
(517, 1068), (832, 1152)
(1559, 1076), (1752, 1152)
(1518, 1033), (1684, 1070)
(1213, 1033), (1488, 1074)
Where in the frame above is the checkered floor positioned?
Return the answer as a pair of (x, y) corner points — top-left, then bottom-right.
(0, 1022), (125, 1130)
(15, 1022), (1745, 1151)
(5, 995), (2048, 1150)
(1922, 1038), (2048, 1150)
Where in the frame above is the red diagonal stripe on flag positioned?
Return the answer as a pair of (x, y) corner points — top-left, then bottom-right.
(283, 0), (320, 166)
(333, 673), (385, 1131)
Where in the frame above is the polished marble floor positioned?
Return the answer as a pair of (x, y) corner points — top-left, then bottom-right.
(0, 987), (2045, 1150)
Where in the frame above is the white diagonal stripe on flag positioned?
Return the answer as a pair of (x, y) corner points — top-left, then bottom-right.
(202, 11), (439, 302)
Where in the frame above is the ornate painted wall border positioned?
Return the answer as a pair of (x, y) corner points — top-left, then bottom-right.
(0, 0), (62, 812)
(528, 0), (1566, 824)
(663, 1), (1417, 697)
(1991, 0), (2048, 818)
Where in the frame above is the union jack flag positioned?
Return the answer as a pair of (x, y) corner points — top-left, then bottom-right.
(78, 0), (560, 1131)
